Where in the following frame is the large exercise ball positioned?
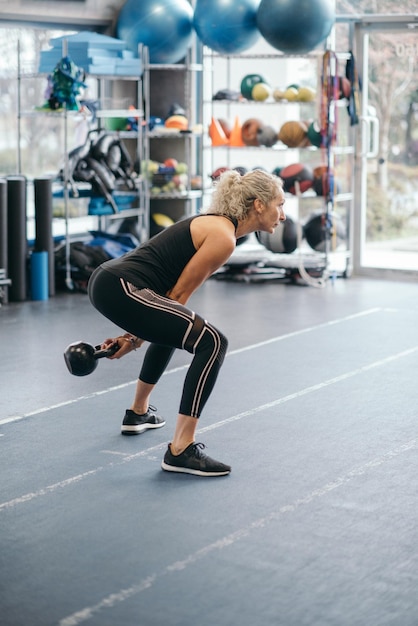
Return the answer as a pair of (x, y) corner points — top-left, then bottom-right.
(256, 0), (335, 55)
(117, 0), (194, 64)
(193, 0), (261, 55)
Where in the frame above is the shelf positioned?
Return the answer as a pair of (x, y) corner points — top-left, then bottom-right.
(206, 144), (354, 154)
(106, 208), (144, 220)
(147, 129), (203, 139)
(206, 143), (319, 152)
(101, 131), (141, 141)
(290, 192), (353, 203)
(96, 108), (143, 118)
(331, 146), (355, 155)
(93, 74), (142, 81)
(150, 190), (203, 200)
(143, 63), (203, 72)
(20, 108), (86, 118)
(206, 51), (323, 61)
(20, 106), (143, 120)
(53, 185), (141, 199)
(19, 71), (142, 81)
(205, 99), (316, 106)
(205, 50), (351, 62)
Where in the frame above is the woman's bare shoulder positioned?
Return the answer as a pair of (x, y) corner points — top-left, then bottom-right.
(191, 214), (236, 249)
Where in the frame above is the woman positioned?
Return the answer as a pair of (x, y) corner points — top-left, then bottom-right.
(88, 169), (286, 477)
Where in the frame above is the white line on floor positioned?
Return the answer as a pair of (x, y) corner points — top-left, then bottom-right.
(1, 341), (416, 513)
(58, 435), (418, 626)
(99, 450), (130, 457)
(0, 308), (381, 427)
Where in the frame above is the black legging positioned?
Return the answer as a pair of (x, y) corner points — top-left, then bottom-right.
(88, 266), (228, 418)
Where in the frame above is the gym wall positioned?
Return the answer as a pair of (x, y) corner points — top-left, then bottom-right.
(0, 0), (125, 29)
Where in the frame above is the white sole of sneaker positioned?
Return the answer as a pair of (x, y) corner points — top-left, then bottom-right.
(121, 421), (166, 435)
(161, 461), (231, 477)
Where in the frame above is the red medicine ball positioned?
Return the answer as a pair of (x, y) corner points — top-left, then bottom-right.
(241, 118), (264, 146)
(280, 163), (314, 195)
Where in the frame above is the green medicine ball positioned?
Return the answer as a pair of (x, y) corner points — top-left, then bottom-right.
(240, 74), (266, 100)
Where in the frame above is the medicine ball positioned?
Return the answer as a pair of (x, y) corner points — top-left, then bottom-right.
(278, 120), (309, 148)
(280, 163), (314, 195)
(303, 211), (346, 252)
(307, 121), (323, 147)
(252, 82), (272, 101)
(272, 166), (283, 177)
(240, 74), (266, 100)
(242, 118), (264, 146)
(297, 86), (316, 102)
(257, 125), (278, 147)
(233, 166), (248, 176)
(256, 217), (299, 254)
(210, 166), (230, 181)
(312, 165), (340, 197)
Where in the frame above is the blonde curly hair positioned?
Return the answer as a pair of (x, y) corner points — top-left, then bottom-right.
(207, 169), (284, 221)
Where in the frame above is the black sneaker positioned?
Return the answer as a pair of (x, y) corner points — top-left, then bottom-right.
(121, 406), (166, 435)
(161, 442), (231, 477)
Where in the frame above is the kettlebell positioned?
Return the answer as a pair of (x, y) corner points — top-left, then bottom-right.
(64, 341), (119, 377)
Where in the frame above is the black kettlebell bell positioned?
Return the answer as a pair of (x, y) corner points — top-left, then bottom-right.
(64, 341), (120, 377)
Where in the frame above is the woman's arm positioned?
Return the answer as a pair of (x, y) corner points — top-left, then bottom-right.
(167, 228), (235, 304)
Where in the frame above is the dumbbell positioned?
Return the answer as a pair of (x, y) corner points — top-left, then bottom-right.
(64, 341), (120, 377)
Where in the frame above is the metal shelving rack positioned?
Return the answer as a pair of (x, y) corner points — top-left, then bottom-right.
(139, 43), (204, 227)
(202, 45), (355, 284)
(16, 39), (145, 289)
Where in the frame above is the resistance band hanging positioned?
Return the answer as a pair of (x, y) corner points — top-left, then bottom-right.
(320, 49), (339, 254)
(345, 50), (360, 127)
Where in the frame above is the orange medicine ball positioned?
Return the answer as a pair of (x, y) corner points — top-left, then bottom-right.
(278, 120), (309, 148)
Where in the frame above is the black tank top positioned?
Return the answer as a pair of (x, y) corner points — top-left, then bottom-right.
(101, 214), (237, 294)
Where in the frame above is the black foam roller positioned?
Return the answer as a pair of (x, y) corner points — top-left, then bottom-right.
(0, 179), (8, 303)
(34, 176), (55, 296)
(0, 179), (7, 270)
(7, 176), (27, 302)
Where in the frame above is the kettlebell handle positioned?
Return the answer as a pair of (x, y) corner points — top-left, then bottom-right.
(94, 343), (120, 359)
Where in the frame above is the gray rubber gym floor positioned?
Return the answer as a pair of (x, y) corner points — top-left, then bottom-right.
(1, 275), (418, 626)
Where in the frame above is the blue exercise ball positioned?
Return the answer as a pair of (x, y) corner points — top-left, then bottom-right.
(257, 0), (335, 55)
(117, 0), (194, 64)
(193, 0), (261, 55)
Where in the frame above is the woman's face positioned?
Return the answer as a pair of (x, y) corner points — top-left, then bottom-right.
(258, 192), (286, 234)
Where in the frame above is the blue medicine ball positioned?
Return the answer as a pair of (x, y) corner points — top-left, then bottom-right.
(257, 0), (335, 55)
(117, 0), (194, 64)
